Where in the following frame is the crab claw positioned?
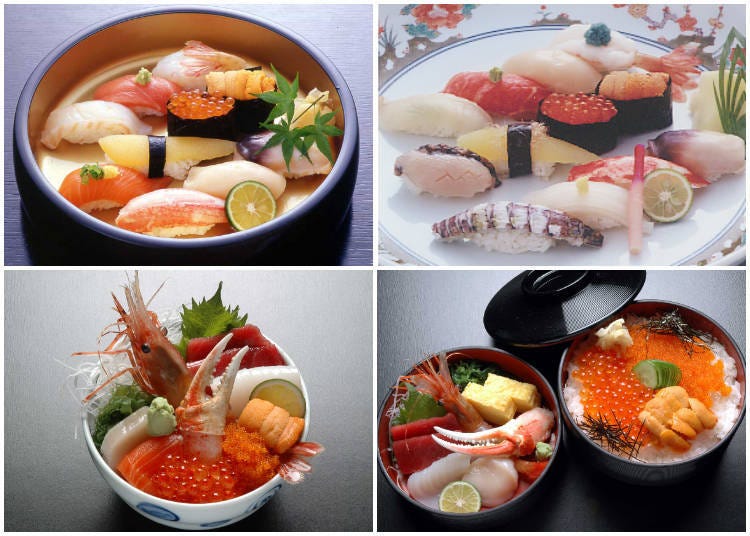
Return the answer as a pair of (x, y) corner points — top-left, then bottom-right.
(177, 333), (248, 460)
(433, 407), (554, 457)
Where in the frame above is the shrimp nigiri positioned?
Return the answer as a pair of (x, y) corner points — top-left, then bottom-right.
(93, 69), (183, 117)
(58, 164), (172, 213)
(115, 188), (228, 237)
(153, 40), (248, 90)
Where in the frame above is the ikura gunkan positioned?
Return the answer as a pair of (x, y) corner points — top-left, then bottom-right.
(383, 353), (556, 513)
(75, 273), (323, 504)
(563, 312), (742, 463)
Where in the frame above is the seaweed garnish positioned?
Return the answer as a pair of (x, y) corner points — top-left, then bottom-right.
(640, 309), (713, 356)
(578, 411), (645, 461)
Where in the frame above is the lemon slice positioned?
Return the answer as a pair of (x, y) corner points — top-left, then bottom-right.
(225, 180), (277, 231)
(438, 481), (482, 513)
(250, 379), (306, 418)
(642, 168), (694, 223)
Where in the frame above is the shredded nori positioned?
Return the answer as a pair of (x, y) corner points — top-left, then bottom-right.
(578, 411), (645, 460)
(641, 309), (712, 357)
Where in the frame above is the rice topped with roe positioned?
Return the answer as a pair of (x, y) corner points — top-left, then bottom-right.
(563, 314), (742, 463)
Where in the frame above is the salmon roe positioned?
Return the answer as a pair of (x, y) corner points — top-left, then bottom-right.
(541, 93), (617, 124)
(167, 89), (235, 120)
(149, 451), (247, 503)
(571, 321), (729, 435)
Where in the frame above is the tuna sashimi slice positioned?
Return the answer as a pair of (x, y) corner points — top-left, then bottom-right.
(186, 324), (280, 362)
(392, 435), (454, 475)
(390, 413), (460, 442)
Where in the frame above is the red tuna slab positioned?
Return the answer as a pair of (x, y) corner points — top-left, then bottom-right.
(392, 435), (454, 475)
(390, 413), (460, 442)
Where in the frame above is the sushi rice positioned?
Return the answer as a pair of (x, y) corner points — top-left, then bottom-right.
(564, 325), (742, 464)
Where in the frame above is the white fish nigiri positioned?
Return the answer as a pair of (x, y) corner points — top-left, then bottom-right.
(40, 100), (151, 150)
(379, 94), (492, 137)
(647, 130), (746, 182)
(184, 160), (286, 200)
(226, 366), (301, 418)
(153, 40), (248, 90)
(100, 406), (150, 468)
(502, 49), (602, 94)
(462, 457), (518, 508)
(407, 453), (472, 510)
(550, 24), (637, 72)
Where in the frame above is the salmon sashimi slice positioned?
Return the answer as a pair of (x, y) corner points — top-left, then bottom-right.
(443, 71), (553, 121)
(117, 435), (183, 494)
(58, 165), (172, 213)
(94, 74), (182, 117)
(567, 156), (710, 189)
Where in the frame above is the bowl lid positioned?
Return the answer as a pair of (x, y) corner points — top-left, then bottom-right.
(484, 270), (646, 348)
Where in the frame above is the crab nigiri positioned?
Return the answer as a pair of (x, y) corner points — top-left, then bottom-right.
(443, 70), (552, 121)
(40, 100), (151, 150)
(58, 164), (171, 212)
(567, 156), (711, 188)
(93, 68), (183, 117)
(115, 188), (228, 237)
(153, 40), (248, 90)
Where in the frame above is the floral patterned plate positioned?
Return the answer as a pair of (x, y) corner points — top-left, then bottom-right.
(378, 5), (745, 266)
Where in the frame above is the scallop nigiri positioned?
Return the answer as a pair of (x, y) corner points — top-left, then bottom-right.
(115, 188), (228, 237)
(58, 164), (172, 212)
(502, 49), (602, 94)
(40, 100), (151, 150)
(93, 68), (183, 117)
(153, 40), (249, 90)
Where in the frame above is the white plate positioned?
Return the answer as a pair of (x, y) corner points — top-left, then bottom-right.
(379, 26), (746, 266)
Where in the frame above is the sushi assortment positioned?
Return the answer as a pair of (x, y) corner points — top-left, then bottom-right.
(382, 353), (556, 513)
(38, 40), (342, 238)
(380, 22), (746, 258)
(76, 274), (324, 504)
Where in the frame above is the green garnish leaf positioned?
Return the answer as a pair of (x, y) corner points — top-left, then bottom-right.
(449, 359), (505, 391)
(256, 64), (343, 171)
(391, 384), (446, 425)
(93, 383), (154, 449)
(135, 67), (152, 86)
(80, 163), (104, 185)
(176, 282), (248, 356)
(713, 27), (746, 141)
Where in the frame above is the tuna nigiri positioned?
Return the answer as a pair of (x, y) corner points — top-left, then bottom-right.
(93, 68), (182, 117)
(567, 156), (710, 188)
(40, 100), (151, 150)
(58, 164), (172, 212)
(115, 188), (228, 237)
(443, 70), (552, 121)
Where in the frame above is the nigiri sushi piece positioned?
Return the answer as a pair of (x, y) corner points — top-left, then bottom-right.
(567, 156), (711, 188)
(40, 100), (151, 150)
(58, 164), (171, 212)
(462, 457), (518, 508)
(432, 201), (604, 253)
(502, 49), (602, 94)
(183, 161), (286, 200)
(237, 131), (333, 179)
(525, 179), (654, 233)
(379, 94), (492, 137)
(457, 122), (598, 178)
(98, 135), (235, 180)
(407, 453), (472, 510)
(443, 70), (552, 121)
(115, 188), (228, 237)
(394, 144), (499, 198)
(93, 68), (183, 117)
(152, 40), (248, 90)
(646, 130), (746, 182)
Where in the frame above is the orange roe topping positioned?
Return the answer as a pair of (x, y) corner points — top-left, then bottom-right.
(541, 93), (618, 124)
(222, 422), (280, 490)
(167, 89), (235, 120)
(571, 320), (728, 435)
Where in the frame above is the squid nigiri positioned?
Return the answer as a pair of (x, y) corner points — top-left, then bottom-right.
(93, 68), (183, 117)
(58, 164), (172, 212)
(115, 188), (228, 237)
(153, 40), (248, 90)
(40, 100), (151, 150)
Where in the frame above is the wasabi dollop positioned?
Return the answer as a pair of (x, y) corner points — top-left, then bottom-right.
(535, 441), (553, 461)
(147, 397), (177, 436)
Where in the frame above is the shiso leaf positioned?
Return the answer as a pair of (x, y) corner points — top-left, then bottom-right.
(391, 384), (446, 425)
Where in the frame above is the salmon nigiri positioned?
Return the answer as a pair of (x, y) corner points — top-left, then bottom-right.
(58, 164), (172, 212)
(94, 68), (182, 117)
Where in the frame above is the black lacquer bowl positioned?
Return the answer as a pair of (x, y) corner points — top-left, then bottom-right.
(558, 300), (746, 485)
(377, 347), (563, 527)
(13, 6), (359, 265)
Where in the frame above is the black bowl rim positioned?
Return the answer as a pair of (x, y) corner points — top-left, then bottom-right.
(377, 345), (563, 520)
(557, 299), (747, 469)
(13, 5), (359, 250)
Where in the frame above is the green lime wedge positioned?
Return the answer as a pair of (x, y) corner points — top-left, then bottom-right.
(438, 481), (482, 513)
(225, 180), (277, 231)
